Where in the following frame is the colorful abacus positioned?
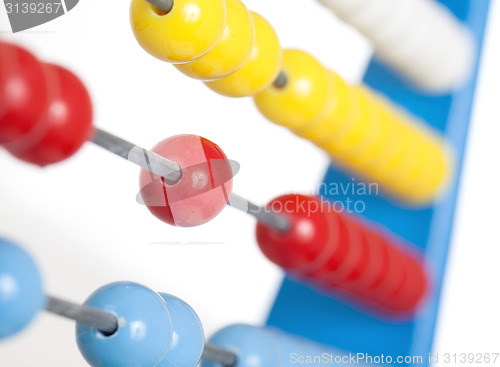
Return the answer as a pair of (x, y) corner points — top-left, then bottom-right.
(0, 0), (488, 365)
(130, 0), (454, 204)
(0, 40), (430, 317)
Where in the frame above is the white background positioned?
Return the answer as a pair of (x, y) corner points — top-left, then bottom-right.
(0, 0), (499, 365)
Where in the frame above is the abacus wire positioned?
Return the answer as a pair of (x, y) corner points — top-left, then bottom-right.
(92, 128), (182, 184)
(45, 295), (238, 366)
(229, 193), (290, 233)
(91, 129), (291, 233)
(46, 296), (118, 335)
(203, 344), (238, 367)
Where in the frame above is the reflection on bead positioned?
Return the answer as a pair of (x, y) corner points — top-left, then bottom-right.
(0, 238), (45, 339)
(139, 135), (233, 227)
(130, 0), (227, 63)
(205, 12), (282, 97)
(254, 49), (329, 130)
(76, 282), (172, 367)
(175, 0), (255, 80)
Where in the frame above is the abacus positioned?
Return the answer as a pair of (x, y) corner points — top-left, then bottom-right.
(0, 0), (492, 365)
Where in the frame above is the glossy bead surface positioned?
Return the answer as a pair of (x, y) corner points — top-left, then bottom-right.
(340, 230), (387, 294)
(6, 64), (94, 166)
(254, 49), (329, 129)
(308, 213), (365, 286)
(175, 0), (255, 80)
(76, 282), (172, 367)
(381, 253), (428, 314)
(201, 324), (280, 367)
(157, 293), (205, 367)
(0, 238), (45, 339)
(130, 0), (227, 63)
(139, 135), (233, 227)
(205, 12), (282, 97)
(295, 70), (352, 136)
(366, 241), (407, 303)
(0, 42), (49, 144)
(256, 194), (331, 270)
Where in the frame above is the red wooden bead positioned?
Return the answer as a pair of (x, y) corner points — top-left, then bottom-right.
(6, 63), (94, 166)
(343, 230), (388, 294)
(308, 214), (364, 286)
(139, 135), (233, 227)
(299, 209), (350, 278)
(381, 253), (429, 314)
(255, 195), (331, 270)
(366, 240), (408, 303)
(0, 42), (49, 145)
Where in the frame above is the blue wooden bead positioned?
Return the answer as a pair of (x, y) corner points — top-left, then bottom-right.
(0, 238), (45, 339)
(76, 282), (173, 367)
(201, 324), (280, 367)
(157, 293), (205, 367)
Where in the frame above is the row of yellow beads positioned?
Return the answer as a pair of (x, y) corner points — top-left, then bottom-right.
(130, 0), (453, 204)
(256, 51), (454, 204)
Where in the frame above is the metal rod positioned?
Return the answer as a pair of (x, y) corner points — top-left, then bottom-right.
(46, 296), (238, 366)
(273, 71), (288, 88)
(203, 344), (238, 367)
(45, 296), (118, 335)
(92, 128), (182, 184)
(229, 193), (290, 233)
(145, 0), (173, 13)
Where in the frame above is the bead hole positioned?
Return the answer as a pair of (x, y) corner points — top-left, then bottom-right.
(151, 0), (173, 16)
(100, 329), (116, 337)
(97, 324), (118, 338)
(273, 71), (288, 89)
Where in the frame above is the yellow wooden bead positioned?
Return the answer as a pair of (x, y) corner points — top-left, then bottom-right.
(204, 12), (282, 97)
(325, 101), (388, 175)
(130, 0), (227, 63)
(393, 138), (438, 194)
(343, 88), (391, 162)
(325, 86), (373, 156)
(387, 122), (432, 183)
(253, 49), (329, 129)
(364, 113), (408, 176)
(403, 137), (454, 203)
(296, 70), (352, 142)
(174, 0), (255, 80)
